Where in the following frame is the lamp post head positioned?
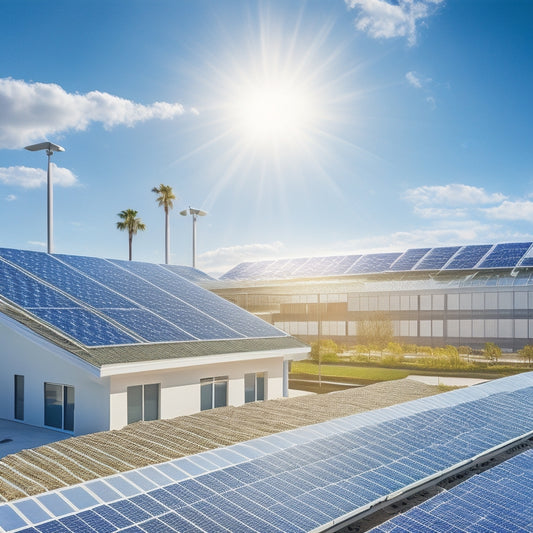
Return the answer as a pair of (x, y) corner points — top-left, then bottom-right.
(180, 207), (207, 217)
(25, 142), (65, 153)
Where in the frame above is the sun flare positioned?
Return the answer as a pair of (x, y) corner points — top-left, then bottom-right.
(232, 77), (318, 146)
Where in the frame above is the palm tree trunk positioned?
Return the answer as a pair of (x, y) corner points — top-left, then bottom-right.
(165, 208), (169, 264)
(129, 232), (133, 261)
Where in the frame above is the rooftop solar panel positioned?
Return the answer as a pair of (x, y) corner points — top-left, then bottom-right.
(346, 253), (402, 274)
(414, 246), (461, 270)
(56, 254), (245, 341)
(108, 259), (284, 338)
(3, 373), (530, 533)
(389, 248), (431, 271)
(478, 242), (533, 269)
(160, 264), (213, 282)
(370, 448), (533, 532)
(443, 244), (493, 270)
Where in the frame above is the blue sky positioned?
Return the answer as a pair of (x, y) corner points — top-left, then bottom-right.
(1, 0), (532, 275)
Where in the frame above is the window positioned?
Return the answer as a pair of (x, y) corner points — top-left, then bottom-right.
(200, 376), (228, 411)
(245, 372), (267, 403)
(127, 384), (160, 424)
(14, 375), (24, 421)
(44, 383), (74, 431)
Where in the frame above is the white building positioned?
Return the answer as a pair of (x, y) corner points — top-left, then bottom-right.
(0, 249), (308, 436)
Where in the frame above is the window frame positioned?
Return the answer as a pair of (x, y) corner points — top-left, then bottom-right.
(200, 376), (228, 411)
(44, 382), (74, 432)
(127, 383), (160, 424)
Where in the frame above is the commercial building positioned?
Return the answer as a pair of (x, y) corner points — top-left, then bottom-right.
(207, 242), (533, 351)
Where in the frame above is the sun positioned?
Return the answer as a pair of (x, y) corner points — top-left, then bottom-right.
(231, 75), (318, 147)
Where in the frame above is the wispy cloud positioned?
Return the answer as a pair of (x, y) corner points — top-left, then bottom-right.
(198, 241), (284, 274)
(345, 0), (444, 46)
(0, 164), (78, 188)
(404, 184), (506, 206)
(405, 71), (423, 88)
(0, 78), (188, 149)
(5, 194), (16, 202)
(483, 200), (533, 222)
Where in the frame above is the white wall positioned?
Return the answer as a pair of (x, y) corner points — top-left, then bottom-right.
(0, 317), (110, 436)
(109, 356), (283, 430)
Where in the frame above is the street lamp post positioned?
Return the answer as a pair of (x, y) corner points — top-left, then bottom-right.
(179, 207), (207, 268)
(24, 141), (65, 254)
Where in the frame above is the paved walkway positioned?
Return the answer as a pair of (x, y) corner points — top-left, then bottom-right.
(0, 419), (69, 459)
(408, 375), (488, 387)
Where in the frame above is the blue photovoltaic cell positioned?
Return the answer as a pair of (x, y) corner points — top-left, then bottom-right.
(477, 242), (532, 269)
(30, 307), (139, 347)
(346, 253), (402, 274)
(101, 309), (195, 342)
(414, 246), (462, 270)
(443, 244), (493, 270)
(389, 248), (431, 271)
(370, 449), (533, 532)
(0, 248), (136, 310)
(3, 373), (532, 533)
(108, 259), (284, 339)
(56, 254), (243, 341)
(0, 259), (80, 310)
(0, 505), (27, 531)
(160, 263), (214, 282)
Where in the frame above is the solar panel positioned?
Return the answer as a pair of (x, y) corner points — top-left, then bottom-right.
(414, 246), (462, 270)
(443, 244), (493, 270)
(159, 264), (213, 282)
(478, 242), (533, 269)
(107, 259), (284, 338)
(369, 448), (533, 532)
(389, 248), (431, 271)
(2, 373), (531, 533)
(346, 252), (402, 274)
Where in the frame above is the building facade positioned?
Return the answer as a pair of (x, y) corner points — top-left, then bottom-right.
(209, 243), (533, 351)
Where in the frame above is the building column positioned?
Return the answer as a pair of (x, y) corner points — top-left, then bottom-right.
(283, 360), (289, 397)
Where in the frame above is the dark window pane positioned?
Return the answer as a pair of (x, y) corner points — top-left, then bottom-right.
(64, 386), (75, 431)
(14, 375), (24, 421)
(44, 383), (63, 429)
(257, 374), (265, 401)
(200, 381), (213, 411)
(214, 381), (227, 408)
(127, 385), (142, 424)
(244, 373), (255, 403)
(143, 384), (159, 421)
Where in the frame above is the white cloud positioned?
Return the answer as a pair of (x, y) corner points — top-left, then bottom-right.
(403, 184), (506, 207)
(5, 194), (16, 201)
(483, 200), (533, 222)
(198, 241), (284, 275)
(0, 164), (78, 188)
(0, 78), (187, 149)
(406, 71), (422, 88)
(345, 0), (444, 46)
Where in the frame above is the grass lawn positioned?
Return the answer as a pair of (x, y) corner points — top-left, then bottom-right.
(291, 361), (409, 382)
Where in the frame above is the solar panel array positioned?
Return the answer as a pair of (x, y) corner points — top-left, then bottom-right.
(0, 372), (531, 532)
(220, 242), (533, 281)
(0, 248), (285, 348)
(370, 448), (533, 532)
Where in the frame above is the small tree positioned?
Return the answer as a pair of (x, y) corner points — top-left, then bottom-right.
(310, 339), (338, 363)
(357, 312), (394, 352)
(484, 342), (501, 364)
(518, 345), (533, 365)
(116, 209), (146, 261)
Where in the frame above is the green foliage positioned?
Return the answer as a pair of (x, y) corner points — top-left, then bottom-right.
(310, 339), (339, 362)
(518, 345), (533, 365)
(484, 342), (502, 364)
(418, 346), (433, 355)
(386, 342), (403, 355)
(357, 312), (393, 350)
(458, 345), (473, 355)
(401, 343), (418, 354)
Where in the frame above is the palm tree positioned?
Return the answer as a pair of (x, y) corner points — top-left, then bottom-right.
(116, 209), (146, 261)
(152, 184), (176, 264)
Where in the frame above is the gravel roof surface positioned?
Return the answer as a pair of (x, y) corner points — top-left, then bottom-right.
(0, 379), (442, 502)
